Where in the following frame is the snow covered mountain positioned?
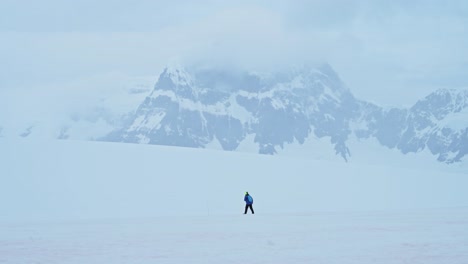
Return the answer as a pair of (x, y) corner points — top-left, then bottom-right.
(105, 64), (357, 159)
(0, 76), (154, 141)
(356, 89), (468, 163)
(103, 64), (468, 163)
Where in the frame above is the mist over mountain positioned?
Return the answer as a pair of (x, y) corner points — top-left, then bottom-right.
(101, 64), (468, 163)
(2, 63), (466, 163)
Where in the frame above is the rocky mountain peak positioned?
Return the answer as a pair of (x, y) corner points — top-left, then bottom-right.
(103, 65), (468, 163)
(152, 65), (195, 98)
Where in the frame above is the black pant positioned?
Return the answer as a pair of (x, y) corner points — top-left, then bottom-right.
(244, 204), (254, 214)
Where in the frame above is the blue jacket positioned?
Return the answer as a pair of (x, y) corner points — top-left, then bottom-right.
(244, 195), (253, 205)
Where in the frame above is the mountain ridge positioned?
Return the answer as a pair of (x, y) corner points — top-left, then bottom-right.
(103, 64), (468, 163)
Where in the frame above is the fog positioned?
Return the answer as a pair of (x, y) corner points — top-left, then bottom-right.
(1, 0), (468, 115)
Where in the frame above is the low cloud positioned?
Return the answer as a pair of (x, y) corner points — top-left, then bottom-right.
(1, 0), (468, 107)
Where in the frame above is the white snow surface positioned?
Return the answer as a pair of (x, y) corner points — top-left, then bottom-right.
(1, 139), (468, 263)
(438, 107), (468, 131)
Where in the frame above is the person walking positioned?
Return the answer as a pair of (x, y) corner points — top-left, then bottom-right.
(244, 192), (255, 214)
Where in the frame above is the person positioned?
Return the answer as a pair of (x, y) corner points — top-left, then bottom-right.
(244, 192), (255, 214)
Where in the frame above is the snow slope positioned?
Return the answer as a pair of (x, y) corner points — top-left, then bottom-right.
(1, 139), (467, 263)
(1, 139), (468, 221)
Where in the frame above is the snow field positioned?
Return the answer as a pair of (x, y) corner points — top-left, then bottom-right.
(1, 139), (467, 263)
(1, 209), (468, 263)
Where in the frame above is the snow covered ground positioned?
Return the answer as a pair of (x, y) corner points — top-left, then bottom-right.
(2, 208), (468, 264)
(1, 139), (467, 263)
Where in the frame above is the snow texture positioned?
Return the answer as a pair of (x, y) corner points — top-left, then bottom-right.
(2, 209), (468, 264)
(1, 139), (467, 263)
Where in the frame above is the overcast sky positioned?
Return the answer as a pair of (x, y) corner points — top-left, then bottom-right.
(1, 0), (468, 106)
